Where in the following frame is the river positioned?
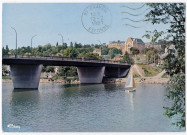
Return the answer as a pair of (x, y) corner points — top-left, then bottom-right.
(2, 82), (185, 132)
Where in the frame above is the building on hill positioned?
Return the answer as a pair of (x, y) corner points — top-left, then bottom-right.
(145, 43), (162, 51)
(108, 37), (145, 55)
(108, 40), (126, 50)
(125, 37), (145, 53)
(93, 48), (101, 56)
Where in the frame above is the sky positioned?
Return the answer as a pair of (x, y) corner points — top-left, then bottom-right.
(2, 3), (170, 49)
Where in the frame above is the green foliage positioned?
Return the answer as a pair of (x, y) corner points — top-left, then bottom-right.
(146, 3), (185, 127)
(3, 45), (10, 55)
(74, 43), (82, 48)
(46, 66), (55, 72)
(144, 47), (158, 54)
(2, 65), (7, 71)
(94, 44), (101, 49)
(2, 76), (11, 80)
(3, 46), (9, 56)
(101, 45), (109, 55)
(146, 50), (156, 63)
(163, 73), (185, 127)
(57, 66), (78, 77)
(121, 52), (134, 64)
(77, 47), (94, 54)
(161, 73), (169, 78)
(142, 30), (164, 44)
(2, 47), (6, 56)
(109, 48), (122, 59)
(42, 66), (55, 72)
(130, 47), (139, 55)
(78, 52), (101, 60)
(139, 64), (162, 77)
(63, 47), (78, 58)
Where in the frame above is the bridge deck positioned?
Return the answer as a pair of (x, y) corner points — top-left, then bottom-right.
(3, 55), (131, 68)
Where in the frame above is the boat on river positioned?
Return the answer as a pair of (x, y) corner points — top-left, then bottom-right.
(125, 69), (136, 92)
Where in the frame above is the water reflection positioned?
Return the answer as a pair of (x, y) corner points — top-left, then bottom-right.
(104, 83), (125, 92)
(10, 89), (40, 117)
(78, 84), (105, 97)
(129, 92), (135, 111)
(2, 83), (183, 132)
(62, 84), (106, 97)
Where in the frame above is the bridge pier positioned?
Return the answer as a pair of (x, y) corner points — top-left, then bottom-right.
(10, 64), (43, 89)
(77, 66), (105, 83)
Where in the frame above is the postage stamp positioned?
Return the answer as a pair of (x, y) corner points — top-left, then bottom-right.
(81, 4), (112, 34)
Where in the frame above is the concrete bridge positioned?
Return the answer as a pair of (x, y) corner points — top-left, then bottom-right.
(3, 55), (131, 89)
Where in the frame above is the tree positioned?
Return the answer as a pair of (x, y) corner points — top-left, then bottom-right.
(130, 47), (140, 55)
(144, 47), (158, 54)
(101, 45), (109, 55)
(5, 45), (9, 55)
(142, 30), (164, 44)
(2, 45), (9, 56)
(78, 52), (101, 60)
(146, 50), (156, 64)
(70, 42), (73, 47)
(121, 52), (134, 64)
(37, 45), (43, 53)
(63, 47), (78, 58)
(109, 48), (122, 59)
(74, 43), (82, 48)
(57, 66), (77, 77)
(62, 43), (68, 49)
(2, 47), (6, 56)
(145, 3), (185, 127)
(46, 66), (55, 72)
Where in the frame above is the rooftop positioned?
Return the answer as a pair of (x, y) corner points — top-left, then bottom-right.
(130, 37), (144, 44)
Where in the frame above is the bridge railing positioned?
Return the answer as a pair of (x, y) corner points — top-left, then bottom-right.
(3, 55), (130, 65)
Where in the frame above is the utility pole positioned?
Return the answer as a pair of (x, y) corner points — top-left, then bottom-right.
(11, 27), (17, 58)
(31, 35), (37, 55)
(58, 34), (64, 45)
(58, 34), (64, 56)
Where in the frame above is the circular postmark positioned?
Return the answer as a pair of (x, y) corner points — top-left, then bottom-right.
(81, 4), (112, 34)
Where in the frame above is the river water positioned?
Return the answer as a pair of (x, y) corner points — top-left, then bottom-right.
(2, 82), (185, 132)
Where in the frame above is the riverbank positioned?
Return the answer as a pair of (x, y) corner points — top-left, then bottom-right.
(103, 77), (169, 84)
(2, 77), (169, 84)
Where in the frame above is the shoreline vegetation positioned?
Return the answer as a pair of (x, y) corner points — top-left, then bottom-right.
(2, 77), (169, 84)
(2, 64), (169, 84)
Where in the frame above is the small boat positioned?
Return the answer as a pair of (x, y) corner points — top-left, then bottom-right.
(125, 69), (136, 92)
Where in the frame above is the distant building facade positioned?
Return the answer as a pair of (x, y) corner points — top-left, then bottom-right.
(108, 37), (145, 55)
(108, 40), (126, 50)
(93, 48), (101, 56)
(145, 43), (162, 51)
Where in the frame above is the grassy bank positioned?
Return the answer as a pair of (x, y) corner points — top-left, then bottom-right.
(138, 64), (162, 77)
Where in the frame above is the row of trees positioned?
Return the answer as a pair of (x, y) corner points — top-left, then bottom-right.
(2, 42), (123, 59)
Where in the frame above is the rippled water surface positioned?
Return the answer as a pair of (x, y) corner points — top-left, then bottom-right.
(2, 82), (185, 132)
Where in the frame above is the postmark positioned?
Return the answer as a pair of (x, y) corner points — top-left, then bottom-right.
(81, 4), (112, 34)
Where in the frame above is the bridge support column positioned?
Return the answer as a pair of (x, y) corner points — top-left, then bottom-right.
(77, 66), (105, 83)
(10, 64), (43, 89)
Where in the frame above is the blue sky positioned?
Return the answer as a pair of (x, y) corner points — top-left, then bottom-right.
(2, 3), (169, 49)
